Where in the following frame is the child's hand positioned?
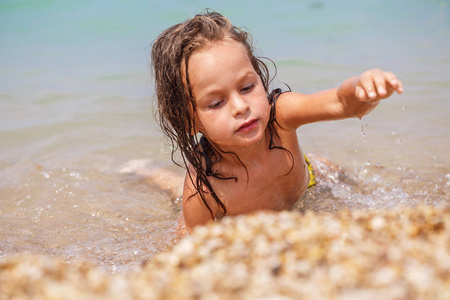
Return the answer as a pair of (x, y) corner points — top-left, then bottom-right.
(355, 69), (403, 102)
(337, 69), (404, 118)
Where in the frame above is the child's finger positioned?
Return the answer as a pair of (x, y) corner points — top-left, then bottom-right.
(355, 85), (367, 101)
(384, 71), (404, 94)
(373, 74), (387, 97)
(358, 75), (377, 100)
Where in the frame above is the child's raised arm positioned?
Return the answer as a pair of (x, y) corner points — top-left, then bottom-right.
(275, 69), (404, 129)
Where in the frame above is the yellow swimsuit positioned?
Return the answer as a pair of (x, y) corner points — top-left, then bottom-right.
(304, 155), (316, 188)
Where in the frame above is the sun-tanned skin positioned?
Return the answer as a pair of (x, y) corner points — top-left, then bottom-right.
(181, 41), (403, 232)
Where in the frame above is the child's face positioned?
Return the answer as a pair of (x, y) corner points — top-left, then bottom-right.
(187, 41), (270, 150)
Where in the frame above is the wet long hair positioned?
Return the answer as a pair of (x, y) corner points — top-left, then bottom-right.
(151, 10), (291, 218)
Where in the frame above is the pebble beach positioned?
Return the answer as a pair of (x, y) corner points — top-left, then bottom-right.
(2, 205), (449, 300)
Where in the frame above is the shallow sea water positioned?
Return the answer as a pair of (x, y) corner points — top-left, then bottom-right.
(1, 0), (449, 273)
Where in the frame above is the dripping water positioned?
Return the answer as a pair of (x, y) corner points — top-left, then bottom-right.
(359, 118), (367, 142)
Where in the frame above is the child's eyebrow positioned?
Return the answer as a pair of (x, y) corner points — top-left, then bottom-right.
(238, 71), (255, 82)
(194, 85), (222, 104)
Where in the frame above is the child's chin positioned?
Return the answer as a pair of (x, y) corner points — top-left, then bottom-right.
(239, 132), (266, 147)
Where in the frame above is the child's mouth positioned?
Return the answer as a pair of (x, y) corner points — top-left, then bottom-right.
(237, 119), (258, 132)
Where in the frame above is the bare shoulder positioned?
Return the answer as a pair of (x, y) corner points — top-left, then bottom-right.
(275, 91), (309, 130)
(182, 165), (219, 232)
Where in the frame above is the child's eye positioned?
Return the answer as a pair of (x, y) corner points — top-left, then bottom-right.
(208, 100), (224, 109)
(241, 83), (255, 93)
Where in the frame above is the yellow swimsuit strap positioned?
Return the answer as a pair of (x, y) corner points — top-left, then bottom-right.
(304, 155), (316, 188)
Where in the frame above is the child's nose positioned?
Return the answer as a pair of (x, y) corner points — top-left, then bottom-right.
(231, 95), (249, 117)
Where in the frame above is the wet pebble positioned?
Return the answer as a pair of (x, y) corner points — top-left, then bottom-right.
(1, 205), (449, 299)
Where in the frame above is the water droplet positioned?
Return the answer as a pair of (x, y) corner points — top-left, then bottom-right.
(360, 118), (367, 142)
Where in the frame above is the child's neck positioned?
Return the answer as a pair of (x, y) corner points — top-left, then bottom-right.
(219, 129), (272, 165)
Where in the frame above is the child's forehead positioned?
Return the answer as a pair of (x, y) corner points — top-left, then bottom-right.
(197, 39), (248, 56)
(181, 40), (251, 78)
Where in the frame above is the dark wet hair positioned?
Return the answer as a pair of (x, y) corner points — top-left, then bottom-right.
(151, 10), (291, 218)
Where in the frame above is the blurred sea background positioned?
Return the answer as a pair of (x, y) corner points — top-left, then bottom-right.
(1, 0), (449, 272)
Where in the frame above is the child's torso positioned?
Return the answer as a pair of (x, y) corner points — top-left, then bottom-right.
(208, 128), (309, 217)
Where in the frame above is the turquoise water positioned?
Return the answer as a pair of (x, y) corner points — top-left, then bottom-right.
(0, 0), (449, 271)
(2, 0), (448, 94)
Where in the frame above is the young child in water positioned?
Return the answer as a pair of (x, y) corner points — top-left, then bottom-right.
(151, 11), (403, 233)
